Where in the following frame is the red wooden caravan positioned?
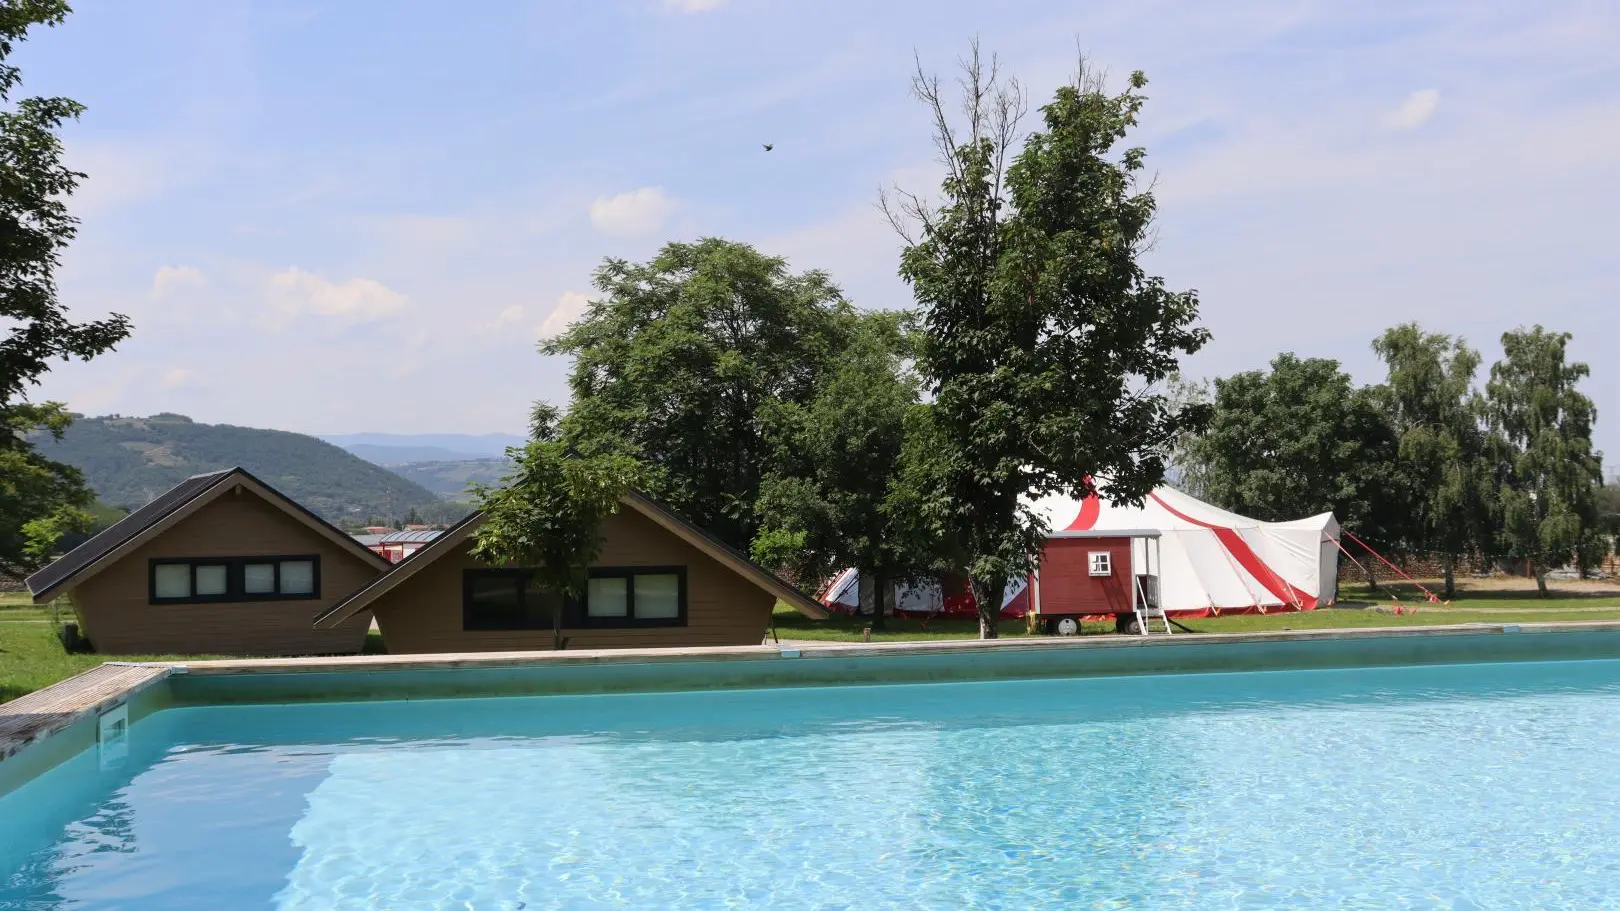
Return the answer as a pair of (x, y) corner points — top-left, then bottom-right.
(1024, 529), (1165, 635)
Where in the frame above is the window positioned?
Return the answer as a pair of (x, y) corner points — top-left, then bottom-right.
(462, 567), (689, 631)
(462, 570), (564, 631)
(279, 560), (316, 595)
(576, 567), (687, 628)
(1088, 551), (1112, 577)
(148, 556), (322, 604)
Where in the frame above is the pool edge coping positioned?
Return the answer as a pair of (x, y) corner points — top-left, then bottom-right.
(7, 619), (1620, 770)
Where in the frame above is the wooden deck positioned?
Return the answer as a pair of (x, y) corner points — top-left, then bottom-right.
(0, 663), (170, 764)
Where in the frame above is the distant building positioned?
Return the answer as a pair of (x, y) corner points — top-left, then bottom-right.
(357, 529), (444, 563)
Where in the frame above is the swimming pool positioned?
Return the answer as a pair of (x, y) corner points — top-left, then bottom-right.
(5, 653), (1620, 909)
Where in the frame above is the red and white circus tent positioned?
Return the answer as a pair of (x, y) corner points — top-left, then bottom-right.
(818, 484), (1339, 619)
(1027, 484), (1339, 616)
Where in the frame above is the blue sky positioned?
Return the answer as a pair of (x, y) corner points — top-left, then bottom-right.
(18, 0), (1620, 466)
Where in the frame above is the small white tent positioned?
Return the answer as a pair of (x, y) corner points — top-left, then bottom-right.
(1027, 484), (1339, 616)
(818, 568), (1027, 618)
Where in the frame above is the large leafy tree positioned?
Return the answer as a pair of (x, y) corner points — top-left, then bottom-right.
(469, 408), (639, 650)
(544, 239), (856, 552)
(751, 313), (943, 629)
(889, 49), (1208, 637)
(1485, 326), (1603, 595)
(1599, 481), (1620, 538)
(1371, 324), (1494, 598)
(0, 1), (131, 575)
(1179, 354), (1405, 539)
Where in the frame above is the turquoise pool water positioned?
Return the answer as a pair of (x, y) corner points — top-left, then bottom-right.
(4, 658), (1620, 909)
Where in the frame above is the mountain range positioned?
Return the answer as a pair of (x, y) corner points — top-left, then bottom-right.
(317, 432), (524, 464)
(32, 414), (466, 524)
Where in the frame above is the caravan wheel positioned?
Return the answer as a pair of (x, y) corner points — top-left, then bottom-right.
(1055, 618), (1079, 636)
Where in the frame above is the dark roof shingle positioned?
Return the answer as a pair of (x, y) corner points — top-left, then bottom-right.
(25, 469), (236, 599)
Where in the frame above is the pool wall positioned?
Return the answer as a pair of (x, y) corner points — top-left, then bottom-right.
(7, 621), (1620, 799)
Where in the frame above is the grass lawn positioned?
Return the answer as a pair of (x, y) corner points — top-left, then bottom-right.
(0, 599), (388, 703)
(0, 618), (216, 704)
(775, 581), (1620, 642)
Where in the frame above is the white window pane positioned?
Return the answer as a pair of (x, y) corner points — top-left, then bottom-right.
(195, 564), (228, 597)
(154, 564), (191, 599)
(244, 563), (276, 594)
(635, 574), (681, 619)
(587, 576), (629, 617)
(280, 560), (316, 595)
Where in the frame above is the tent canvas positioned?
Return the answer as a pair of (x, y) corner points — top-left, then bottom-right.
(819, 568), (1028, 618)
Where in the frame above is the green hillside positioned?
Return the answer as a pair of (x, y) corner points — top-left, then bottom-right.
(29, 413), (444, 523)
(386, 458), (513, 499)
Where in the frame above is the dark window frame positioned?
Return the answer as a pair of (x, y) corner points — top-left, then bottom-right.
(574, 566), (688, 629)
(147, 555), (323, 605)
(461, 568), (559, 631)
(460, 566), (691, 632)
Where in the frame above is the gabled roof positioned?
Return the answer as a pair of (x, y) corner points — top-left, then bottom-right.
(313, 491), (829, 628)
(27, 467), (392, 603)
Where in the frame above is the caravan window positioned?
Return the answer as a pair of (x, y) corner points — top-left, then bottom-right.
(1088, 551), (1112, 577)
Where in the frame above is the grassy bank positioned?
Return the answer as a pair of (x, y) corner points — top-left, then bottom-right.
(0, 596), (385, 703)
(775, 582), (1620, 642)
(0, 616), (211, 704)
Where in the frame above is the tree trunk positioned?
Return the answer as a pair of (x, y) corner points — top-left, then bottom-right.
(973, 577), (1000, 639)
(1534, 564), (1548, 598)
(871, 572), (887, 631)
(1441, 554), (1456, 601)
(858, 572), (877, 621)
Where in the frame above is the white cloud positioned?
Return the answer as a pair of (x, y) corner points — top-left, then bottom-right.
(261, 268), (407, 330)
(662, 0), (726, 12)
(476, 304), (527, 334)
(537, 291), (592, 340)
(150, 265), (205, 296)
(1386, 89), (1441, 131)
(160, 367), (196, 389)
(588, 187), (676, 236)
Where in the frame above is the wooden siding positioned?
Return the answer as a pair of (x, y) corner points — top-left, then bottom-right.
(371, 507), (777, 652)
(69, 490), (378, 656)
(1035, 537), (1135, 616)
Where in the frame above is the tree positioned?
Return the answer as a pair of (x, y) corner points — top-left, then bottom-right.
(0, 2), (131, 575)
(751, 313), (940, 630)
(1485, 326), (1603, 595)
(1598, 481), (1620, 538)
(1371, 324), (1494, 598)
(544, 238), (856, 552)
(1179, 354), (1405, 539)
(469, 436), (639, 650)
(0, 403), (94, 575)
(888, 49), (1209, 637)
